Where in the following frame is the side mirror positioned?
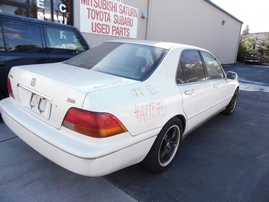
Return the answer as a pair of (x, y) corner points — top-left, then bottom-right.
(226, 71), (238, 80)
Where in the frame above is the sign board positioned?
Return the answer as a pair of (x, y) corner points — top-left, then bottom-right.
(80, 0), (138, 38)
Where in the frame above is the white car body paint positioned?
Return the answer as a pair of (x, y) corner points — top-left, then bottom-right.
(0, 40), (239, 176)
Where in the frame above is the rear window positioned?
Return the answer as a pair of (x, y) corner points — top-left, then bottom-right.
(64, 42), (167, 81)
(247, 53), (259, 57)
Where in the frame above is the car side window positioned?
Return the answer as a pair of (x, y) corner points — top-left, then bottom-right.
(177, 50), (206, 83)
(176, 62), (185, 84)
(201, 51), (224, 79)
(2, 21), (43, 53)
(45, 26), (86, 55)
(0, 25), (4, 51)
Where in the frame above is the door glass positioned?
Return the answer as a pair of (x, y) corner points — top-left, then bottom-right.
(45, 26), (86, 54)
(0, 26), (5, 51)
(176, 62), (186, 84)
(179, 50), (206, 83)
(201, 51), (224, 79)
(2, 21), (43, 53)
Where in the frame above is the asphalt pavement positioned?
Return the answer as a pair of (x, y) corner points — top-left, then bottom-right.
(0, 118), (137, 202)
(1, 64), (269, 202)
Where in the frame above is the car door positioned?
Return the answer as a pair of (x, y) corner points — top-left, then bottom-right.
(200, 51), (231, 109)
(176, 50), (214, 134)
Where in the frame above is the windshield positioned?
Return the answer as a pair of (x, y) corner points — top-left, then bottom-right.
(64, 42), (168, 81)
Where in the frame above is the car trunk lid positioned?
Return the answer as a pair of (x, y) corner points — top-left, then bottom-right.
(9, 62), (138, 129)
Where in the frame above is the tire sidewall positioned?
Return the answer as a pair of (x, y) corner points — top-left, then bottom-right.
(142, 117), (183, 173)
(223, 88), (239, 115)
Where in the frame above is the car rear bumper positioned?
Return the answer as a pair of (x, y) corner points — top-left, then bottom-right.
(0, 98), (156, 177)
(245, 59), (261, 63)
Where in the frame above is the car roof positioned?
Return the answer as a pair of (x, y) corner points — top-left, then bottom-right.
(0, 13), (77, 29)
(106, 39), (207, 51)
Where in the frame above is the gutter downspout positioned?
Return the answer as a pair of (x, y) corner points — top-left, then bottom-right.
(145, 0), (150, 40)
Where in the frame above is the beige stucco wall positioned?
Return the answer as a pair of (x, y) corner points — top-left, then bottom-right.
(74, 0), (242, 64)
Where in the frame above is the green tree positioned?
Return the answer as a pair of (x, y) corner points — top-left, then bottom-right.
(245, 38), (256, 50)
(255, 35), (269, 57)
(237, 25), (250, 62)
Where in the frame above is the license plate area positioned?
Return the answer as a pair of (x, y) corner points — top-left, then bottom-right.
(17, 84), (52, 120)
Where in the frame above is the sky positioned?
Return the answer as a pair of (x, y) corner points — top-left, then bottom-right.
(211, 0), (269, 33)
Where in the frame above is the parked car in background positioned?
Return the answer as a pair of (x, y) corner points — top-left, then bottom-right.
(244, 52), (263, 64)
(0, 13), (90, 101)
(0, 40), (239, 176)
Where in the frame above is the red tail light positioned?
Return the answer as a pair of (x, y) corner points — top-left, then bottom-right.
(7, 78), (14, 98)
(62, 108), (128, 138)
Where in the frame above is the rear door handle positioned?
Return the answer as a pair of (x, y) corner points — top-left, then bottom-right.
(185, 89), (195, 95)
(213, 84), (219, 88)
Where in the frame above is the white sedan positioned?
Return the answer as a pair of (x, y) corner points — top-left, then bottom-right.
(0, 40), (239, 176)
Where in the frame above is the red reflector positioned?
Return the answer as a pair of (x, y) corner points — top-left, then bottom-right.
(62, 108), (128, 138)
(7, 78), (14, 98)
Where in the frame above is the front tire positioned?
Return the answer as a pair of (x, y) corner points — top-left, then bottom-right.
(142, 118), (183, 173)
(222, 88), (239, 115)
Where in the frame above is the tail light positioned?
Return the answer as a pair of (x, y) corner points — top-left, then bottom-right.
(62, 108), (128, 138)
(7, 78), (14, 98)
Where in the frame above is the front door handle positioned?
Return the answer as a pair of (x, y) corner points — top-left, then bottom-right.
(185, 89), (195, 95)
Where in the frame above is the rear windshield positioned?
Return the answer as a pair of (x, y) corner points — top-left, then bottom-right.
(247, 53), (259, 57)
(64, 42), (167, 81)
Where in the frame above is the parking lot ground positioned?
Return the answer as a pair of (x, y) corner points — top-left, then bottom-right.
(106, 90), (269, 202)
(0, 123), (137, 202)
(1, 64), (269, 202)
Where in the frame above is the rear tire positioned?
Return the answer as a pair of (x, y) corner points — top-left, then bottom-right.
(142, 118), (183, 173)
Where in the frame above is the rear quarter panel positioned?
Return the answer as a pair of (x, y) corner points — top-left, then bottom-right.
(83, 47), (185, 136)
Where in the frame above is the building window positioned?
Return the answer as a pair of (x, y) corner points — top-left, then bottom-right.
(33, 0), (72, 25)
(53, 0), (72, 25)
(34, 0), (53, 21)
(0, 4), (27, 16)
(0, 0), (73, 25)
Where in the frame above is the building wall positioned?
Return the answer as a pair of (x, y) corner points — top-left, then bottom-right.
(146, 0), (242, 64)
(74, 0), (242, 64)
